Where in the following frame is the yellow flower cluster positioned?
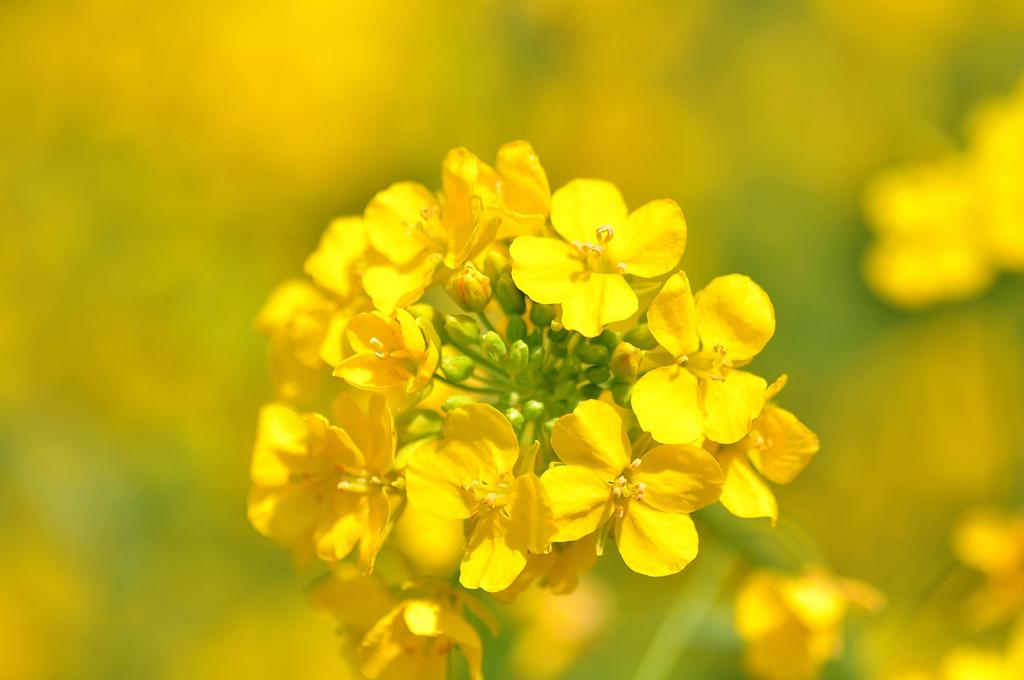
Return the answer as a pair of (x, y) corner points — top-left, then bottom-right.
(863, 77), (1024, 308)
(249, 141), (826, 677)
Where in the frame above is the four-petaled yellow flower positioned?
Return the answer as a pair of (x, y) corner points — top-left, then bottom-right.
(405, 404), (556, 592)
(332, 309), (439, 397)
(736, 568), (884, 680)
(541, 400), (724, 576)
(509, 178), (687, 337)
(711, 375), (820, 524)
(247, 394), (396, 570)
(632, 271), (775, 445)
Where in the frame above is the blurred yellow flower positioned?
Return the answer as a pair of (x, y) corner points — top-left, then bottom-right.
(405, 404), (555, 592)
(303, 216), (371, 303)
(736, 568), (884, 680)
(509, 178), (687, 337)
(541, 400), (723, 576)
(247, 394), (397, 569)
(952, 506), (1024, 627)
(711, 375), (820, 524)
(332, 309), (439, 398)
(631, 271), (775, 445)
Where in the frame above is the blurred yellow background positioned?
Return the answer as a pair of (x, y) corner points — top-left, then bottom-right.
(2, 1), (1023, 678)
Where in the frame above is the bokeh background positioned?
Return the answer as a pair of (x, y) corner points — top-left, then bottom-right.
(3, 1), (1024, 678)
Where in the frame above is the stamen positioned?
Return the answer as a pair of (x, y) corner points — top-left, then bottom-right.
(629, 458), (642, 469)
(369, 336), (387, 359)
(596, 224), (615, 243)
(615, 262), (628, 274)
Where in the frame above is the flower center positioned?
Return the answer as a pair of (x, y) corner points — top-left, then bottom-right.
(679, 344), (732, 382)
(462, 477), (512, 510)
(571, 225), (627, 274)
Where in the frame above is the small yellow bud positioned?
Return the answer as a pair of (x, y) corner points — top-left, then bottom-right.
(445, 264), (492, 312)
(610, 342), (642, 382)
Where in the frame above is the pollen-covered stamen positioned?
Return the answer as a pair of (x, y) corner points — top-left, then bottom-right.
(596, 224), (615, 244)
(463, 478), (511, 510)
(615, 262), (629, 274)
(369, 336), (387, 359)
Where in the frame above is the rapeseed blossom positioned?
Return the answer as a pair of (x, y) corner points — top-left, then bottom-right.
(249, 141), (827, 677)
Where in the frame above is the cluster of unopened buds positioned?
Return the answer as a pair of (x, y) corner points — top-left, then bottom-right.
(249, 141), (873, 678)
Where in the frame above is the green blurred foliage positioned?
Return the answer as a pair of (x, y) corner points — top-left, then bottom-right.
(1, 0), (1023, 678)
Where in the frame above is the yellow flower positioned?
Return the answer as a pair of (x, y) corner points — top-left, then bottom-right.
(631, 271), (775, 445)
(509, 178), (687, 337)
(482, 140), (551, 239)
(247, 394), (396, 570)
(952, 506), (1024, 627)
(302, 215), (370, 302)
(736, 568), (884, 680)
(540, 400), (723, 576)
(711, 375), (820, 524)
(405, 403), (555, 592)
(255, 279), (337, 402)
(332, 309), (439, 396)
(362, 147), (505, 312)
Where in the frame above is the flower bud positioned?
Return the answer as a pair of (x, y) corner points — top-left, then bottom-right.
(623, 324), (658, 350)
(542, 417), (558, 434)
(494, 274), (526, 315)
(611, 382), (632, 407)
(445, 264), (492, 312)
(506, 316), (527, 343)
(576, 342), (610, 365)
(482, 331), (507, 363)
(483, 250), (510, 281)
(522, 399), (545, 421)
(508, 340), (529, 375)
(441, 355), (475, 382)
(529, 303), (556, 327)
(528, 345), (546, 371)
(585, 365), (611, 385)
(595, 329), (622, 351)
(444, 314), (481, 346)
(548, 327), (570, 343)
(580, 383), (602, 400)
(610, 342), (642, 382)
(398, 410), (442, 440)
(442, 395), (476, 412)
(504, 407), (525, 434)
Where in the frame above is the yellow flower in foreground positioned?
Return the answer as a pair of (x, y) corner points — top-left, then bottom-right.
(509, 178), (687, 337)
(952, 507), (1024, 627)
(405, 404), (555, 592)
(332, 309), (439, 396)
(736, 568), (884, 680)
(247, 395), (396, 569)
(541, 400), (723, 576)
(632, 271), (775, 444)
(362, 147), (506, 312)
(712, 375), (820, 524)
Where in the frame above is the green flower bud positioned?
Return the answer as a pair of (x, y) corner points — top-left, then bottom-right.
(483, 250), (510, 281)
(553, 379), (575, 399)
(441, 355), (475, 382)
(442, 395), (476, 413)
(550, 340), (569, 357)
(580, 383), (603, 400)
(444, 314), (480, 346)
(529, 303), (556, 327)
(624, 323), (658, 350)
(595, 330), (622, 351)
(585, 365), (611, 385)
(506, 316), (528, 343)
(556, 354), (581, 380)
(504, 408), (525, 434)
(397, 410), (442, 440)
(610, 342), (642, 382)
(542, 417), (558, 434)
(526, 329), (543, 347)
(548, 327), (570, 343)
(611, 382), (633, 407)
(528, 345), (546, 371)
(508, 340), (529, 375)
(494, 274), (526, 315)
(445, 263), (492, 312)
(523, 399), (545, 421)
(576, 342), (610, 365)
(482, 331), (507, 363)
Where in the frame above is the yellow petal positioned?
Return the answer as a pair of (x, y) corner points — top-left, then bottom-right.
(303, 216), (367, 299)
(307, 568), (396, 630)
(442, 403), (520, 480)
(718, 451), (778, 523)
(608, 199), (687, 278)
(541, 465), (613, 542)
(546, 532), (600, 595)
(358, 490), (392, 573)
(333, 353), (407, 392)
(460, 512), (528, 592)
(247, 485), (318, 545)
(437, 607), (485, 680)
(550, 400), (631, 475)
(747, 405), (819, 484)
(615, 501), (699, 576)
(441, 148), (500, 268)
(647, 271), (700, 358)
(632, 364), (702, 444)
(363, 254), (443, 313)
(550, 178), (628, 244)
(251, 403), (309, 487)
(509, 236), (583, 303)
(631, 444), (724, 513)
(765, 374), (788, 400)
(396, 308), (427, 354)
(561, 273), (638, 338)
(404, 441), (478, 521)
(314, 492), (365, 562)
(331, 393), (395, 476)
(505, 474), (555, 554)
(695, 274), (776, 362)
(701, 369), (767, 444)
(364, 181), (438, 266)
(496, 140), (550, 218)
